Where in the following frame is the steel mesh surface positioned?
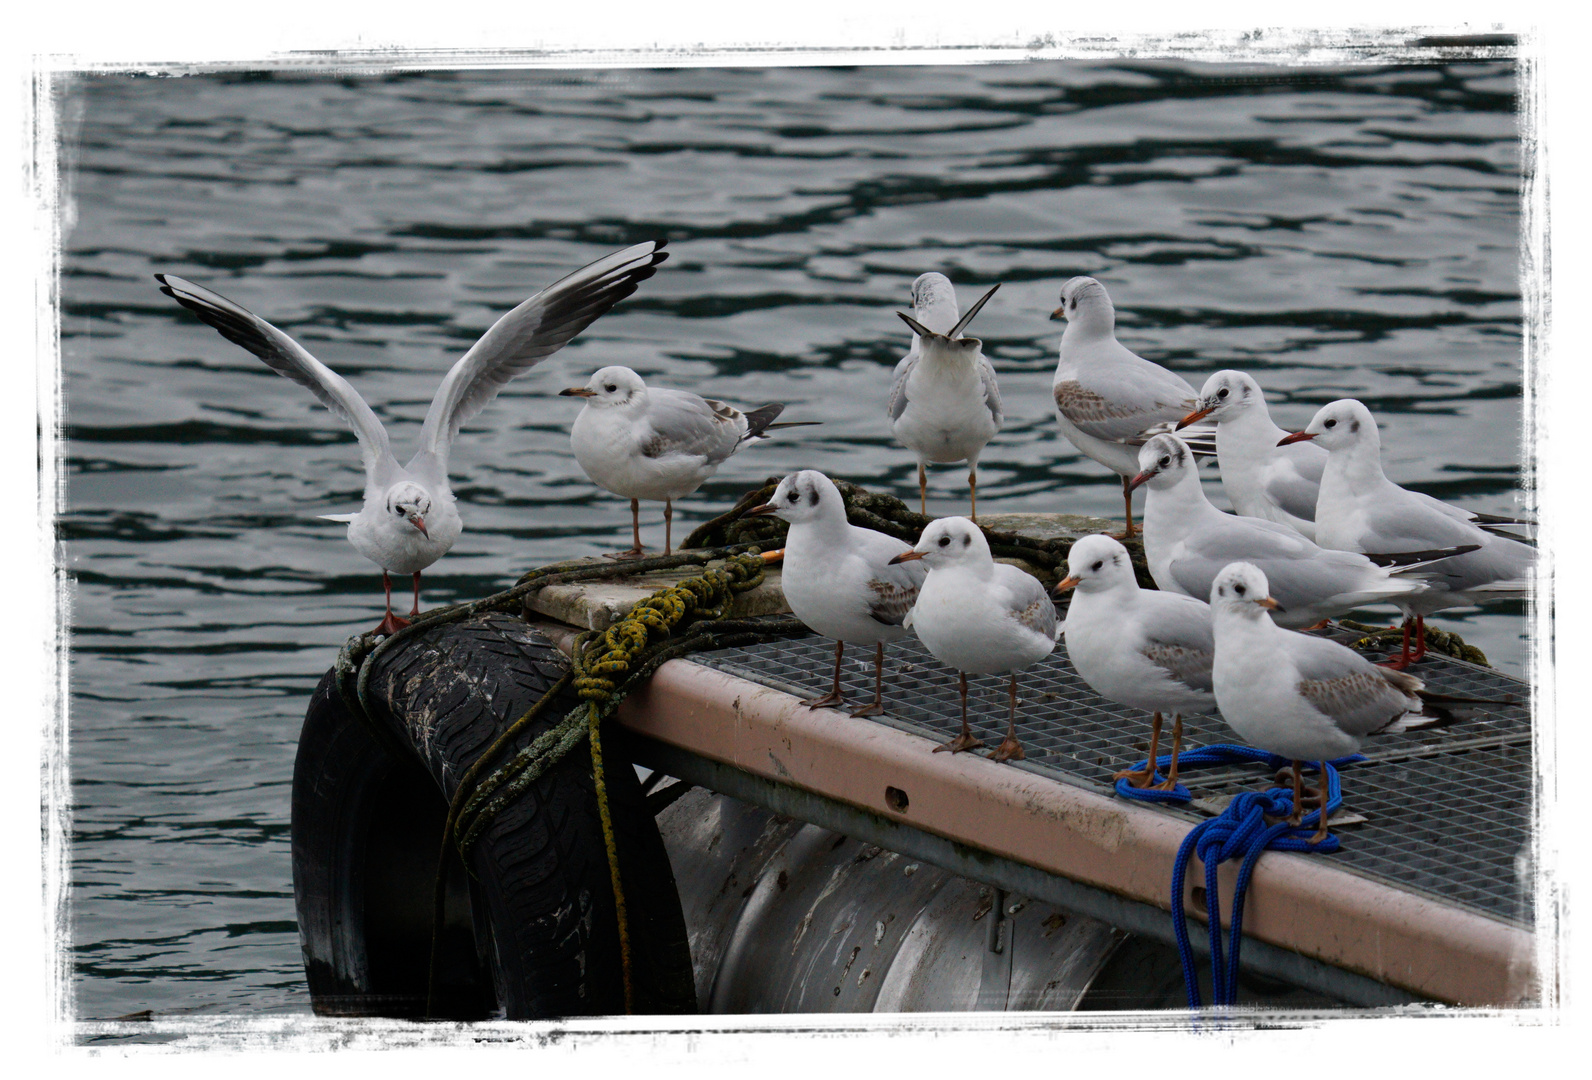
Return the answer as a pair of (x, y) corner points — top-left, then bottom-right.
(693, 618), (1533, 926)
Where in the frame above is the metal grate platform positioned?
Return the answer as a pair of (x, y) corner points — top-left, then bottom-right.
(693, 619), (1533, 927)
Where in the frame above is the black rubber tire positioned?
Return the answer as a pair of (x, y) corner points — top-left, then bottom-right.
(291, 611), (698, 1019)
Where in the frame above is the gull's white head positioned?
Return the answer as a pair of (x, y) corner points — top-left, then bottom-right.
(1129, 433), (1198, 493)
(891, 516), (991, 571)
(561, 365), (647, 408)
(385, 480), (433, 538)
(910, 272), (960, 335)
(753, 470), (846, 526)
(1288, 398), (1380, 454)
(1182, 369), (1266, 428)
(1050, 276), (1115, 335)
(1209, 561), (1282, 620)
(1055, 533), (1136, 596)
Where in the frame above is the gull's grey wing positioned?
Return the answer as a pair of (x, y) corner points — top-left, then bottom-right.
(155, 273), (400, 488)
(1261, 446), (1326, 522)
(638, 387), (745, 466)
(1345, 487), (1535, 593)
(887, 351), (917, 423)
(418, 240), (668, 464)
(979, 356), (1003, 427)
(1167, 516), (1387, 608)
(858, 528), (926, 626)
(1053, 362), (1196, 444)
(1137, 593), (1216, 693)
(1289, 633), (1421, 738)
(999, 565), (1059, 642)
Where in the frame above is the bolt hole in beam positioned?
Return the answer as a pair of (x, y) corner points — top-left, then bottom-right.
(885, 786), (910, 813)
(1190, 886), (1209, 914)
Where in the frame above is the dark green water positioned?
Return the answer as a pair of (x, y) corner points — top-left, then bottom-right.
(59, 59), (1526, 1017)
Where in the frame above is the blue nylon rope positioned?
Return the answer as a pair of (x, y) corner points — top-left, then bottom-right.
(1116, 744), (1363, 1008)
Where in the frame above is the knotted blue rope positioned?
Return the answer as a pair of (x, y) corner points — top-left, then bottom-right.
(1124, 744), (1365, 1008)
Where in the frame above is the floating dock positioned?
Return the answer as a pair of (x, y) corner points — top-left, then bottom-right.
(527, 513), (1535, 1009)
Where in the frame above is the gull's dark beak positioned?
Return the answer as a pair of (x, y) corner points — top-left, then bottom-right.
(409, 514), (429, 538)
(1048, 305), (1067, 322)
(1277, 430), (1316, 446)
(1177, 404), (1215, 430)
(743, 503), (776, 517)
(888, 550), (925, 565)
(1053, 575), (1081, 596)
(560, 387), (597, 398)
(1126, 469), (1156, 493)
(1257, 596), (1283, 612)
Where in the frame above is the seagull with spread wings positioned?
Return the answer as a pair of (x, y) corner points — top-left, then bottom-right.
(156, 239), (668, 635)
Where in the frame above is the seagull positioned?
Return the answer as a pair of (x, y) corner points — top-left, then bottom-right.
(1048, 276), (1215, 538)
(562, 365), (814, 557)
(1130, 433), (1474, 629)
(887, 273), (1003, 521)
(889, 517), (1058, 762)
(1054, 534), (1215, 790)
(154, 240), (669, 635)
(1281, 398), (1535, 667)
(1176, 370), (1327, 540)
(1209, 561), (1459, 841)
(744, 470), (926, 716)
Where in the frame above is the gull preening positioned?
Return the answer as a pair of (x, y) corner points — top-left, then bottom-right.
(562, 365), (814, 557)
(747, 470), (926, 716)
(1130, 433), (1468, 629)
(1209, 562), (1453, 841)
(1048, 276), (1215, 538)
(887, 273), (1004, 520)
(891, 517), (1058, 762)
(155, 240), (668, 634)
(1284, 398), (1535, 667)
(1178, 369), (1327, 540)
(1055, 534), (1215, 790)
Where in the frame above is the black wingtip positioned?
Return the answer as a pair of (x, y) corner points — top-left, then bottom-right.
(1366, 543), (1482, 568)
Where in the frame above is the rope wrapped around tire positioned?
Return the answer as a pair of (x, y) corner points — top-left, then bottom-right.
(290, 611), (697, 1019)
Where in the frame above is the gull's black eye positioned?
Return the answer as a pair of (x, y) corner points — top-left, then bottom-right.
(1091, 560), (1103, 571)
(605, 383), (618, 393)
(1324, 419), (1337, 429)
(1217, 388), (1229, 399)
(1234, 583), (1247, 596)
(393, 506), (403, 515)
(1158, 455), (1171, 467)
(787, 491), (799, 503)
(938, 535), (950, 547)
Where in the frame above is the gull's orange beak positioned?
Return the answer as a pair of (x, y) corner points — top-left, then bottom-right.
(409, 514), (429, 538)
(743, 503), (776, 517)
(888, 550), (925, 565)
(560, 386), (597, 398)
(1277, 431), (1316, 446)
(1126, 469), (1156, 492)
(1177, 405), (1214, 430)
(1257, 596), (1282, 611)
(1048, 305), (1067, 322)
(1053, 575), (1081, 596)
(760, 548), (785, 563)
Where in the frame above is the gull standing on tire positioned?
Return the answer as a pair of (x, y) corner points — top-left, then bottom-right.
(745, 470), (926, 716)
(887, 273), (1003, 521)
(1130, 434), (1471, 629)
(155, 240), (669, 635)
(1282, 399), (1534, 667)
(1209, 562), (1446, 841)
(890, 517), (1058, 762)
(1177, 369), (1327, 540)
(1055, 534), (1214, 790)
(562, 366), (815, 557)
(1048, 276), (1214, 538)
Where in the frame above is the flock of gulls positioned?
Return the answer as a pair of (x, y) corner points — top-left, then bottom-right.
(157, 238), (1532, 834)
